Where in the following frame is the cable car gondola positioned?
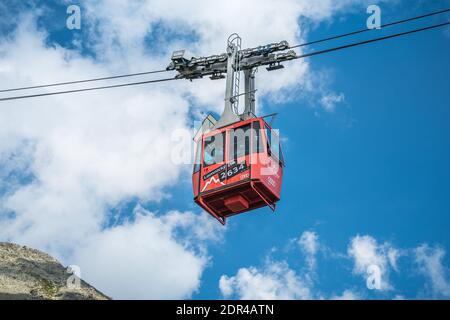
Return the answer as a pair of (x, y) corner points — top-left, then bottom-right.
(192, 115), (284, 225)
(168, 34), (291, 224)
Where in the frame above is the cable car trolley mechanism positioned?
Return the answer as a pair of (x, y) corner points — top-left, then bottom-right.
(168, 34), (296, 225)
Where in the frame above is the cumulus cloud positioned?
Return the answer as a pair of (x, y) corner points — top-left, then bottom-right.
(219, 231), (362, 300)
(221, 232), (450, 300)
(80, 0), (385, 111)
(347, 236), (450, 298)
(219, 230), (362, 300)
(299, 231), (319, 255)
(0, 14), (206, 298)
(415, 244), (450, 298)
(219, 261), (311, 300)
(73, 207), (223, 299)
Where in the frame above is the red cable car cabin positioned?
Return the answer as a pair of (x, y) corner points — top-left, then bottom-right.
(192, 117), (284, 225)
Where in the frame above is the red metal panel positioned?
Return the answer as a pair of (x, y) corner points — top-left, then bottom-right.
(192, 171), (200, 198)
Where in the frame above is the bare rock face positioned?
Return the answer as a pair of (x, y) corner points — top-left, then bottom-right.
(0, 242), (109, 300)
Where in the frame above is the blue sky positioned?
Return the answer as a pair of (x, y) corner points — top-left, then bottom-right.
(0, 0), (449, 299)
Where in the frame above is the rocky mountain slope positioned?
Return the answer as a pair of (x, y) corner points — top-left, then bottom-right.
(0, 242), (109, 300)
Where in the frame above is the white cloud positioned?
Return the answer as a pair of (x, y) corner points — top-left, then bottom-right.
(220, 232), (450, 300)
(387, 247), (400, 272)
(299, 231), (319, 255)
(0, 16), (206, 299)
(298, 230), (319, 270)
(80, 0), (385, 111)
(347, 235), (398, 291)
(73, 207), (223, 299)
(219, 261), (311, 300)
(218, 275), (235, 298)
(415, 244), (450, 298)
(330, 289), (361, 300)
(219, 230), (319, 300)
